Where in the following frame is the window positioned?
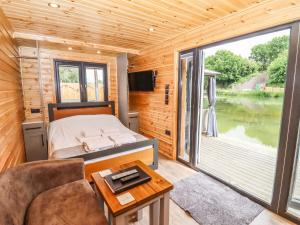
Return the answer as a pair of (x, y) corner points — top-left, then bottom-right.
(55, 60), (108, 103)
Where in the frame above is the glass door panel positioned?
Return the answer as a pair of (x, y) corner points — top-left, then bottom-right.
(197, 29), (291, 203)
(58, 65), (81, 102)
(177, 53), (193, 163)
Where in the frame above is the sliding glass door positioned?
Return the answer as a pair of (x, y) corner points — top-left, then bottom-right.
(198, 28), (291, 204)
(177, 21), (300, 222)
(177, 49), (204, 166)
(177, 51), (194, 164)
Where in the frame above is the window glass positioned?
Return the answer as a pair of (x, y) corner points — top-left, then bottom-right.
(55, 61), (107, 103)
(86, 67), (105, 101)
(58, 65), (81, 102)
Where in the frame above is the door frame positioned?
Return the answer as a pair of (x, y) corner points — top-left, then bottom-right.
(276, 22), (300, 223)
(176, 20), (300, 223)
(176, 48), (197, 167)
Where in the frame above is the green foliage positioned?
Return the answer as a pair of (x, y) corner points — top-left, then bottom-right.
(59, 67), (79, 83)
(267, 50), (288, 85)
(205, 50), (258, 87)
(250, 35), (289, 71)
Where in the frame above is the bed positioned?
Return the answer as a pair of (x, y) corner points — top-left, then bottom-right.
(48, 101), (158, 181)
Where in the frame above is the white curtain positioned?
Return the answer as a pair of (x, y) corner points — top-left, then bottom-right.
(207, 77), (218, 137)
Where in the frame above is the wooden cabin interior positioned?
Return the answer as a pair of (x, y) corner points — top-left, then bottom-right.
(1, 1), (300, 225)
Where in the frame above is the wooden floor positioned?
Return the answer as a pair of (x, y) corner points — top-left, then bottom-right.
(130, 155), (295, 225)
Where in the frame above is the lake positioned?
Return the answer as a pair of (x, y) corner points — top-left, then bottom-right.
(213, 95), (284, 149)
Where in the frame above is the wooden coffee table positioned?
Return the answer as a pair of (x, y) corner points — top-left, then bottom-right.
(91, 160), (173, 225)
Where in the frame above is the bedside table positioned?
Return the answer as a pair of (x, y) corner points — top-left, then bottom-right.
(22, 120), (48, 161)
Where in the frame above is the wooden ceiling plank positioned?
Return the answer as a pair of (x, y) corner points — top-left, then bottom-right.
(8, 17), (164, 43)
(0, 0), (272, 52)
(13, 32), (140, 55)
(12, 25), (161, 50)
(114, 0), (209, 25)
(1, 0), (187, 30)
(181, 0), (232, 16)
(156, 0), (219, 21)
(2, 4), (192, 47)
(81, 0), (205, 26)
(2, 3), (182, 33)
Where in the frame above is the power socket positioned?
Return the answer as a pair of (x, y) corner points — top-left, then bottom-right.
(165, 130), (171, 136)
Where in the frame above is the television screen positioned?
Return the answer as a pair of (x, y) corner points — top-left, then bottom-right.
(128, 70), (155, 91)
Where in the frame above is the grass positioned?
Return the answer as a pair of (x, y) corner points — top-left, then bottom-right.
(216, 89), (284, 98)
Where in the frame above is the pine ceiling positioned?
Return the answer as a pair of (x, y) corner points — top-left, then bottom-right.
(0, 0), (267, 54)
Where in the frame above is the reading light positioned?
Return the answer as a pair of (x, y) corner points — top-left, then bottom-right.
(97, 50), (101, 54)
(68, 47), (73, 50)
(148, 27), (155, 32)
(48, 2), (60, 8)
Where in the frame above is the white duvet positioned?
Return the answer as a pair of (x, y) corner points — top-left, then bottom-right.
(48, 114), (138, 152)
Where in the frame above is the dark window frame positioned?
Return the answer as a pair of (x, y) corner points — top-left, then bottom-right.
(54, 60), (108, 103)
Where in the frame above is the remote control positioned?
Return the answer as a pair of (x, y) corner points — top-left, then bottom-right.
(111, 169), (138, 181)
(120, 173), (140, 183)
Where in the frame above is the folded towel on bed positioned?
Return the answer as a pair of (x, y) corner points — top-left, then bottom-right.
(101, 128), (120, 134)
(108, 133), (136, 146)
(77, 136), (115, 152)
(81, 129), (101, 138)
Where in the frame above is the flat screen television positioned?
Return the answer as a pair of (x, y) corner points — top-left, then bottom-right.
(128, 70), (155, 91)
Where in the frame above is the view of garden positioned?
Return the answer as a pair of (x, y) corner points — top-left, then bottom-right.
(203, 30), (290, 150)
(58, 66), (104, 102)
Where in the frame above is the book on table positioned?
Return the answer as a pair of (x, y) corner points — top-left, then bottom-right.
(104, 165), (151, 194)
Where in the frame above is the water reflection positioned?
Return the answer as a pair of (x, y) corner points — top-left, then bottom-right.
(214, 96), (283, 148)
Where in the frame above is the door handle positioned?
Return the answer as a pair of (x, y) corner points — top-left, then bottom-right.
(41, 134), (44, 146)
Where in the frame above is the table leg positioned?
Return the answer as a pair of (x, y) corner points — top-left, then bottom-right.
(129, 210), (143, 222)
(160, 192), (170, 225)
(113, 214), (127, 225)
(108, 211), (113, 225)
(99, 196), (104, 210)
(149, 200), (160, 225)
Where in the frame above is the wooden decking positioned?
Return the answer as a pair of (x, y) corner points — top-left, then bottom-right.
(199, 135), (300, 203)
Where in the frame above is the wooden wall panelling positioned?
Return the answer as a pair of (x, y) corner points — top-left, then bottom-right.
(128, 0), (300, 159)
(0, 9), (25, 171)
(19, 47), (119, 122)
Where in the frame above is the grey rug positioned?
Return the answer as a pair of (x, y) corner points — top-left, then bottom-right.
(170, 173), (264, 225)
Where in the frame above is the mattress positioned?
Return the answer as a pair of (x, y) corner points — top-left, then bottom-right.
(48, 114), (149, 162)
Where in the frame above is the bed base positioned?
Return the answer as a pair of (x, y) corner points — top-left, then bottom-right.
(67, 138), (159, 181)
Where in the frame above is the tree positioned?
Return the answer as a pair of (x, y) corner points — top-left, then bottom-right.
(59, 67), (79, 83)
(250, 35), (289, 71)
(205, 50), (258, 87)
(267, 50), (288, 85)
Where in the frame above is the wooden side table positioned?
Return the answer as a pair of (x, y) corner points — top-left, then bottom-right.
(92, 160), (173, 225)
